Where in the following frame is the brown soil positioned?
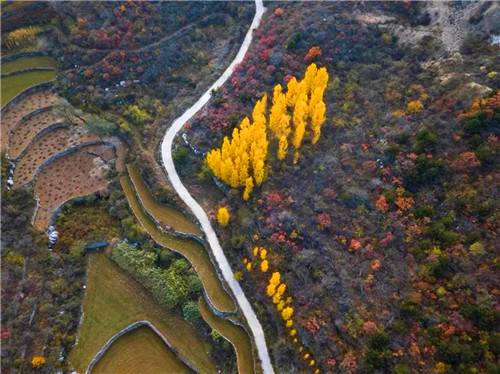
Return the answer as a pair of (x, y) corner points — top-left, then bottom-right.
(9, 109), (65, 158)
(1, 91), (59, 150)
(34, 144), (115, 230)
(13, 127), (101, 188)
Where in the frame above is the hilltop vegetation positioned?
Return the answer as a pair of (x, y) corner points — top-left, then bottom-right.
(175, 2), (499, 373)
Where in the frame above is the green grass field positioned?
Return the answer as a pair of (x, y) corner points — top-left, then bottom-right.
(1, 56), (56, 74)
(68, 252), (216, 374)
(120, 176), (236, 313)
(1, 69), (55, 106)
(92, 325), (193, 374)
(128, 164), (202, 236)
(199, 298), (254, 374)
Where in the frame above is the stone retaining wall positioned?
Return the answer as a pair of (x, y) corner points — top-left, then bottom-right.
(0, 81), (54, 113)
(1, 66), (55, 77)
(85, 320), (199, 374)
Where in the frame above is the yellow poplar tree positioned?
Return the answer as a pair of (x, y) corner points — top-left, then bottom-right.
(217, 207), (229, 226)
(243, 177), (254, 200)
(267, 284), (276, 296)
(277, 135), (288, 160)
(282, 306), (294, 321)
(269, 272), (281, 287)
(261, 260), (269, 272)
(311, 100), (326, 144)
(260, 248), (267, 259)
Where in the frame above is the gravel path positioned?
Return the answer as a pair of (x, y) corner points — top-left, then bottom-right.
(160, 1), (275, 373)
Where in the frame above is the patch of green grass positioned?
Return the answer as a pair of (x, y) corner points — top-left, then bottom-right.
(120, 176), (236, 313)
(1, 56), (56, 74)
(1, 69), (55, 106)
(92, 325), (193, 374)
(68, 252), (216, 374)
(199, 298), (254, 374)
(128, 164), (202, 236)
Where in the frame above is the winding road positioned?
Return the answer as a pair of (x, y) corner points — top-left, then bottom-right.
(160, 1), (274, 373)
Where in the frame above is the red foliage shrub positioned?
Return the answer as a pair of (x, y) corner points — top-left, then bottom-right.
(305, 317), (321, 334)
(274, 7), (284, 16)
(304, 46), (322, 62)
(317, 212), (331, 230)
(363, 321), (378, 335)
(375, 196), (388, 211)
(267, 193), (282, 207)
(450, 151), (481, 171)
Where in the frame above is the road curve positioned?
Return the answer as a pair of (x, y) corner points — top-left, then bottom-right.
(160, 1), (274, 373)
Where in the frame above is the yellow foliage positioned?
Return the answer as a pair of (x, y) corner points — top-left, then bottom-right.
(31, 356), (45, 369)
(277, 300), (285, 311)
(260, 248), (267, 260)
(261, 260), (269, 272)
(269, 272), (281, 287)
(282, 306), (294, 321)
(277, 135), (288, 160)
(407, 100), (423, 113)
(5, 26), (42, 50)
(273, 293), (282, 304)
(217, 207), (230, 226)
(435, 362), (446, 373)
(206, 95), (268, 198)
(276, 283), (286, 296)
(266, 284), (276, 297)
(243, 177), (254, 200)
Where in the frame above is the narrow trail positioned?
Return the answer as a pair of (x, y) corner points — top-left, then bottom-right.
(160, 1), (274, 373)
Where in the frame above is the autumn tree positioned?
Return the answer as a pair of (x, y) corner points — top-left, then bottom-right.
(217, 207), (229, 226)
(206, 95), (268, 198)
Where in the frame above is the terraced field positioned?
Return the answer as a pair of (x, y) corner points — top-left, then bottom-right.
(1, 56), (56, 74)
(128, 164), (202, 236)
(92, 326), (193, 374)
(199, 298), (254, 374)
(34, 145), (114, 230)
(1, 69), (56, 106)
(13, 127), (100, 187)
(1, 90), (60, 149)
(69, 252), (215, 374)
(120, 175), (236, 314)
(9, 109), (66, 158)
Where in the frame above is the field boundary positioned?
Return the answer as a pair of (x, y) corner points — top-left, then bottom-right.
(1, 66), (55, 78)
(0, 81), (54, 112)
(86, 320), (198, 374)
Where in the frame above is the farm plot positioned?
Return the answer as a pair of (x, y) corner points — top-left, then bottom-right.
(33, 144), (114, 230)
(128, 165), (202, 236)
(1, 56), (56, 74)
(1, 69), (56, 107)
(9, 110), (67, 158)
(13, 127), (101, 188)
(199, 298), (254, 374)
(91, 325), (193, 374)
(1, 90), (60, 149)
(120, 176), (236, 314)
(69, 252), (215, 374)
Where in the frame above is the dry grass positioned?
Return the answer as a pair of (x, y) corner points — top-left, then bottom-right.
(91, 325), (193, 374)
(128, 164), (202, 236)
(199, 298), (254, 374)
